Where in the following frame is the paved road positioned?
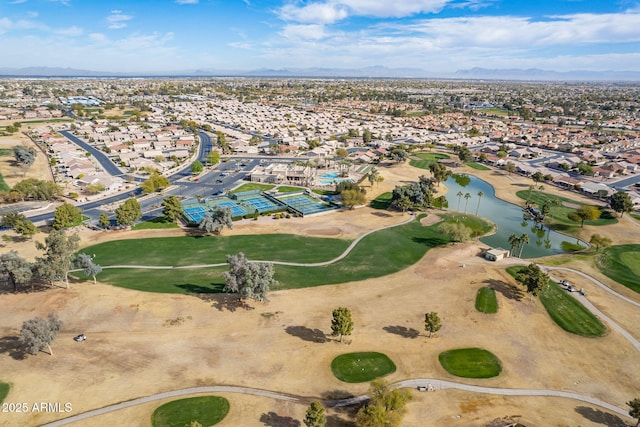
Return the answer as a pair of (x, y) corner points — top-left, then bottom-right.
(39, 379), (633, 426)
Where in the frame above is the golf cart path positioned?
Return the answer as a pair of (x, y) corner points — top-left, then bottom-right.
(39, 380), (633, 426)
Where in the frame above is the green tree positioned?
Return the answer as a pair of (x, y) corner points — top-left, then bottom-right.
(12, 179), (61, 201)
(516, 263), (549, 296)
(198, 206), (233, 235)
(335, 148), (348, 158)
(20, 314), (63, 356)
(367, 167), (379, 187)
(14, 218), (38, 238)
(476, 191), (484, 215)
(304, 401), (326, 427)
(456, 191), (463, 211)
(0, 251), (33, 292)
(437, 222), (471, 242)
(610, 191), (633, 217)
(98, 213), (111, 228)
(331, 307), (353, 343)
(356, 379), (412, 427)
(1, 212), (27, 228)
(570, 205), (602, 227)
(191, 160), (204, 174)
(504, 161), (516, 175)
(428, 162), (451, 187)
(424, 312), (441, 337)
(627, 398), (640, 427)
(589, 234), (612, 251)
(34, 229), (80, 288)
(518, 233), (530, 258)
(508, 233), (521, 257)
(362, 129), (372, 144)
(161, 195), (184, 222)
(389, 148), (407, 163)
(223, 252), (277, 302)
(453, 145), (472, 162)
(141, 171), (170, 194)
(12, 145), (36, 176)
(463, 192), (471, 213)
(115, 198), (142, 226)
(206, 151), (220, 166)
(341, 189), (366, 209)
(75, 253), (102, 284)
(52, 202), (83, 230)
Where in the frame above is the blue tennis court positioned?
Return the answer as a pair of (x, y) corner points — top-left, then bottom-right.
(276, 194), (338, 215)
(216, 201), (246, 217)
(240, 196), (284, 213)
(183, 206), (207, 223)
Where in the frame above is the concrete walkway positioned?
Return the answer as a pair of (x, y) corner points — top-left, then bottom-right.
(40, 380), (633, 426)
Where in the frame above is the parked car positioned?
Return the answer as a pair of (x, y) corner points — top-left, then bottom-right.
(73, 334), (87, 342)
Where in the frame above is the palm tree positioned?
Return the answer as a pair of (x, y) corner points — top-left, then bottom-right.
(456, 191), (463, 211)
(508, 233), (520, 257)
(518, 233), (530, 258)
(463, 192), (471, 214)
(475, 191), (484, 216)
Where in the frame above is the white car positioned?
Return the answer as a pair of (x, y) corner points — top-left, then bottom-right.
(73, 334), (87, 342)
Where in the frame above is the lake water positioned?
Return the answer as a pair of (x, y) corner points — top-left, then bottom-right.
(442, 174), (585, 258)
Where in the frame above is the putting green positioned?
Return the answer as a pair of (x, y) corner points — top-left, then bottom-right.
(438, 348), (502, 378)
(151, 396), (229, 427)
(331, 352), (397, 383)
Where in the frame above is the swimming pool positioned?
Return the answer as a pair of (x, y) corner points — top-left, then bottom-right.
(318, 172), (352, 186)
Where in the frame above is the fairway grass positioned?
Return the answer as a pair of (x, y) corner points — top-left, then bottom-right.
(132, 218), (179, 230)
(151, 396), (229, 427)
(515, 190), (617, 230)
(409, 152), (450, 170)
(506, 266), (606, 337)
(370, 192), (392, 210)
(78, 218), (450, 293)
(230, 183), (275, 193)
(331, 352), (396, 383)
(475, 287), (498, 313)
(438, 348), (502, 378)
(596, 244), (640, 294)
(0, 382), (9, 404)
(465, 162), (491, 171)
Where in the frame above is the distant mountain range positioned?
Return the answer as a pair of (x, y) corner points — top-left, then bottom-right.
(1, 66), (639, 81)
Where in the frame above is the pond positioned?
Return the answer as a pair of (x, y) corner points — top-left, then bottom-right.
(443, 174), (586, 258)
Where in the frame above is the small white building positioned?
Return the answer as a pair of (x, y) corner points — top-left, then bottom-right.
(485, 248), (509, 262)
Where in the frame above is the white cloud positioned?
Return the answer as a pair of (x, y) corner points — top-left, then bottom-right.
(280, 3), (348, 24)
(54, 25), (83, 36)
(280, 24), (328, 40)
(175, 0), (198, 4)
(48, 0), (70, 5)
(107, 10), (133, 30)
(10, 0), (28, 4)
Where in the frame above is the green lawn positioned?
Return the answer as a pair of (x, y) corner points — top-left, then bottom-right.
(331, 352), (396, 383)
(276, 185), (306, 193)
(438, 348), (502, 378)
(0, 148), (13, 156)
(465, 162), (491, 171)
(0, 382), (9, 404)
(515, 190), (618, 231)
(370, 192), (392, 210)
(230, 183), (275, 193)
(76, 217), (450, 293)
(439, 213), (493, 237)
(506, 266), (607, 337)
(151, 396), (229, 427)
(631, 213), (640, 222)
(596, 245), (640, 294)
(409, 152), (450, 170)
(132, 217), (180, 230)
(475, 287), (498, 313)
(0, 173), (8, 192)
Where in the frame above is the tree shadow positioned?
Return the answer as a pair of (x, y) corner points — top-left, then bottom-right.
(194, 293), (255, 312)
(0, 335), (27, 360)
(484, 278), (524, 301)
(326, 414), (357, 427)
(259, 411), (300, 427)
(370, 211), (392, 217)
(383, 325), (420, 339)
(174, 283), (223, 294)
(285, 326), (327, 343)
(574, 406), (627, 426)
(411, 236), (448, 246)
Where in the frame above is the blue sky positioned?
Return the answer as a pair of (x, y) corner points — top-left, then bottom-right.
(1, 0), (639, 73)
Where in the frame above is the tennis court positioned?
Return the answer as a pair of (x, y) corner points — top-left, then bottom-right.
(183, 206), (207, 224)
(215, 200), (247, 217)
(275, 193), (338, 215)
(239, 195), (285, 213)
